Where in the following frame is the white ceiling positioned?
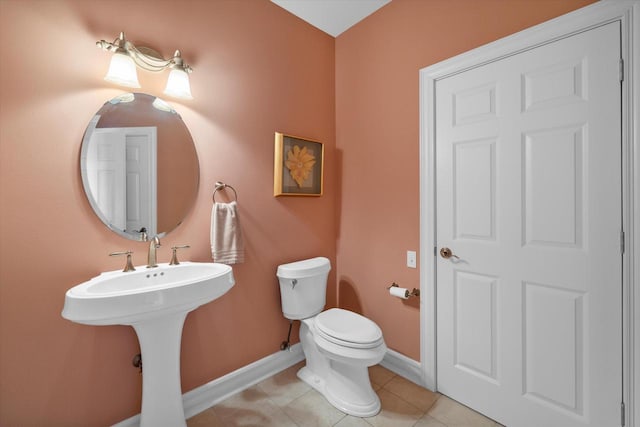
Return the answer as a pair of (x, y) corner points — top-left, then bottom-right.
(271, 0), (391, 37)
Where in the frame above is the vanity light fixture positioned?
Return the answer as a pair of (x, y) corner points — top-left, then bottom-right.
(96, 32), (193, 100)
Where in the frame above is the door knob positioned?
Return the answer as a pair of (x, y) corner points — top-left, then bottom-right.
(440, 247), (459, 260)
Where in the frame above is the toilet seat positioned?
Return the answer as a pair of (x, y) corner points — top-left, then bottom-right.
(315, 308), (384, 349)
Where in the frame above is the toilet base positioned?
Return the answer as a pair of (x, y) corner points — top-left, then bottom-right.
(295, 314), (384, 418)
(297, 363), (381, 417)
(297, 365), (326, 394)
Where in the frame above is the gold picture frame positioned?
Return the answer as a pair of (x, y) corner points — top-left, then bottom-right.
(274, 132), (324, 197)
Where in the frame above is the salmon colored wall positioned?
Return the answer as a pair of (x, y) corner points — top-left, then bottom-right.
(334, 0), (597, 361)
(0, 0), (335, 425)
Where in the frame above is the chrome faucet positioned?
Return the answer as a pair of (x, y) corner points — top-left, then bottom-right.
(147, 235), (161, 268)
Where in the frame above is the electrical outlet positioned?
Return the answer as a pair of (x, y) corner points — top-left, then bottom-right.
(407, 250), (417, 268)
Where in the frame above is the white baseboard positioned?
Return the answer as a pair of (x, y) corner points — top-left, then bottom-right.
(112, 343), (304, 427)
(112, 345), (423, 426)
(380, 348), (425, 389)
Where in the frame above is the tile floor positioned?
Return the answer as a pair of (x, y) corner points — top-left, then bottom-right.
(187, 362), (504, 427)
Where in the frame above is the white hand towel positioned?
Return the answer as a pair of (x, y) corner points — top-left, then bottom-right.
(211, 201), (245, 264)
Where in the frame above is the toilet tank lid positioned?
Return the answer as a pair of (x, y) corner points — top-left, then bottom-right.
(276, 257), (331, 279)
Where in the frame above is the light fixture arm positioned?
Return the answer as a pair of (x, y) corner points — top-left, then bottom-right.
(96, 32), (193, 74)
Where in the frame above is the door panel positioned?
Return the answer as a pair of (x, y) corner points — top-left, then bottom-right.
(523, 125), (584, 248)
(453, 139), (496, 241)
(454, 271), (498, 382)
(523, 281), (584, 414)
(435, 22), (621, 427)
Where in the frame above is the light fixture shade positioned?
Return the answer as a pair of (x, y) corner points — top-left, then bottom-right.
(163, 68), (193, 100)
(104, 52), (140, 88)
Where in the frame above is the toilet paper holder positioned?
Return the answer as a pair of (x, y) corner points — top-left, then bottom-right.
(387, 282), (420, 298)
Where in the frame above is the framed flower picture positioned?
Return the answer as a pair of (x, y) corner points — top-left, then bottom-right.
(274, 132), (324, 197)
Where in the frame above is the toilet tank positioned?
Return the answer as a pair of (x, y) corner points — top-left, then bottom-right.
(276, 257), (331, 320)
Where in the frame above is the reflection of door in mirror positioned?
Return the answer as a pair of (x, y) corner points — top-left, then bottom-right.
(81, 93), (199, 241)
(85, 125), (157, 237)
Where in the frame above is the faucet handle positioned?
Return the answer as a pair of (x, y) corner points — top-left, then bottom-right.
(109, 250), (136, 272)
(169, 245), (190, 265)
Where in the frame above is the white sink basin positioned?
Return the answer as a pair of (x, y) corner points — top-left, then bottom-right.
(62, 262), (234, 325)
(61, 261), (235, 427)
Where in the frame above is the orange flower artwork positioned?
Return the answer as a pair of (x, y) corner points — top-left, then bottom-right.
(285, 145), (316, 187)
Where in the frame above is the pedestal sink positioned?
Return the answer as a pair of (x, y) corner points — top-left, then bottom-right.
(62, 262), (235, 427)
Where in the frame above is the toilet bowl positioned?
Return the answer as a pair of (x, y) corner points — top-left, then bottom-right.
(277, 257), (387, 417)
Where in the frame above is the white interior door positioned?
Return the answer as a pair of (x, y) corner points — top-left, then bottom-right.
(87, 127), (157, 235)
(435, 22), (622, 427)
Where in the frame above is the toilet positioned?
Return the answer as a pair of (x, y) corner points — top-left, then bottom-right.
(276, 257), (387, 417)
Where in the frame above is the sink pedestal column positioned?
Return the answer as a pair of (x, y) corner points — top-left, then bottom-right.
(132, 311), (188, 427)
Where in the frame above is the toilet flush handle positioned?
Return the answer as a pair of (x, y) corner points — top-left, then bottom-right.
(291, 279), (297, 289)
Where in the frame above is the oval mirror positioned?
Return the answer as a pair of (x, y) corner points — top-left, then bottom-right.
(80, 93), (199, 241)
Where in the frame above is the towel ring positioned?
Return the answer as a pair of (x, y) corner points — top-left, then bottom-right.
(213, 181), (238, 203)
